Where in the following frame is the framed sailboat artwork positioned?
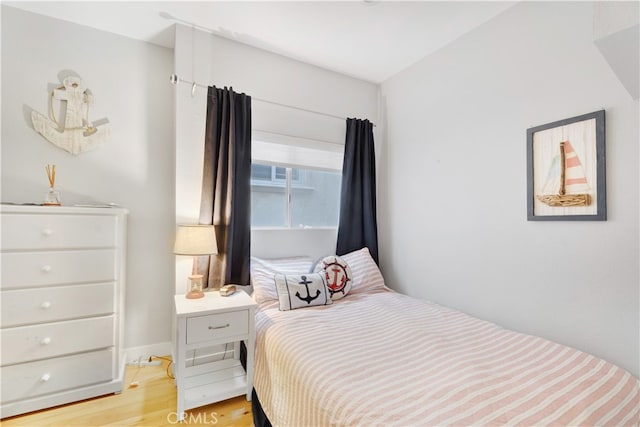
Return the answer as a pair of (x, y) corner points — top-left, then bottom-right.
(526, 110), (606, 221)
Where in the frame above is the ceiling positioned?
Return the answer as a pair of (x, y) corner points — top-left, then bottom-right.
(6, 1), (516, 83)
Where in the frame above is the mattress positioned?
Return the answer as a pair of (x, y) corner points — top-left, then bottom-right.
(254, 289), (639, 426)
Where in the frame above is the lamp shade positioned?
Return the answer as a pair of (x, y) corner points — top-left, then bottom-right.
(173, 224), (218, 256)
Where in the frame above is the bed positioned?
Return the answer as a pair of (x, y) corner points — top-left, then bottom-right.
(250, 248), (640, 426)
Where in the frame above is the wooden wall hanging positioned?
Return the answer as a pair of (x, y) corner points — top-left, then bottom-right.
(527, 110), (606, 221)
(31, 76), (110, 155)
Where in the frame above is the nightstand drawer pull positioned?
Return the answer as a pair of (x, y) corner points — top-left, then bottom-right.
(208, 324), (230, 330)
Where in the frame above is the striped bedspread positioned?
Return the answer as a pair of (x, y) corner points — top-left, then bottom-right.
(254, 290), (639, 426)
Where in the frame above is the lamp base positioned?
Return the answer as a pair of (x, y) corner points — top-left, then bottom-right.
(185, 274), (205, 299)
(185, 290), (205, 299)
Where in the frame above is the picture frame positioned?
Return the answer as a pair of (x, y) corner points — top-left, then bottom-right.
(526, 110), (606, 221)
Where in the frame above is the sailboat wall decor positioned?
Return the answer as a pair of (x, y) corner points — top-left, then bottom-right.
(526, 110), (606, 221)
(536, 141), (591, 207)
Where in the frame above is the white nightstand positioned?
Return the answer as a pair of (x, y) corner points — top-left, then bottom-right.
(173, 290), (256, 421)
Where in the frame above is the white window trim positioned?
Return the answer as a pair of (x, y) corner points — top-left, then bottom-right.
(251, 131), (344, 173)
(285, 167), (292, 227)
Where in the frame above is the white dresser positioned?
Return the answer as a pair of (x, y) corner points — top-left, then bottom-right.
(0, 205), (127, 418)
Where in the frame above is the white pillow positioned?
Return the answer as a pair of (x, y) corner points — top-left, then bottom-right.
(251, 256), (314, 304)
(313, 255), (352, 300)
(274, 273), (332, 311)
(340, 247), (386, 294)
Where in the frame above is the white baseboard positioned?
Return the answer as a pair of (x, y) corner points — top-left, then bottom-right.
(124, 341), (172, 364)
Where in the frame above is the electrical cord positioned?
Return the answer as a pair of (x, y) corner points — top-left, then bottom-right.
(149, 355), (175, 379)
(138, 342), (239, 385)
(223, 342), (230, 360)
(151, 344), (231, 381)
(127, 366), (142, 389)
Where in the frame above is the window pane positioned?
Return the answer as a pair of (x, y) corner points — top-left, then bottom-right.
(290, 168), (341, 227)
(251, 164), (272, 181)
(275, 167), (286, 180)
(251, 185), (286, 227)
(251, 162), (341, 228)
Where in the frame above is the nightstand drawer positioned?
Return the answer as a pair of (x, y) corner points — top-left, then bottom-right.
(1, 316), (114, 365)
(1, 214), (116, 250)
(186, 310), (248, 344)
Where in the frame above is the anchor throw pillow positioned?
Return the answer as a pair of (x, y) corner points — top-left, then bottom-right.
(274, 272), (332, 311)
(313, 255), (352, 300)
(251, 256), (314, 304)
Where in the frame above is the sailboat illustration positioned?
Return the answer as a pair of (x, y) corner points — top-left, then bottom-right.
(536, 141), (592, 207)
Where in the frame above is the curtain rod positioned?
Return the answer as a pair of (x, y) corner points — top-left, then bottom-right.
(169, 74), (376, 127)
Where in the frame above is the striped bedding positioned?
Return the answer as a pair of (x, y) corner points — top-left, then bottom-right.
(254, 289), (639, 426)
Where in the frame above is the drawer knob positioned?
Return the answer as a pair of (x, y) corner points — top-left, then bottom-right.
(40, 373), (51, 382)
(40, 301), (52, 309)
(208, 324), (230, 330)
(41, 337), (52, 345)
(41, 265), (52, 273)
(42, 228), (53, 237)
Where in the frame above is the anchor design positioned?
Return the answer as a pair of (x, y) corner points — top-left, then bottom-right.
(295, 275), (321, 305)
(327, 266), (348, 296)
(31, 76), (110, 155)
(322, 259), (351, 297)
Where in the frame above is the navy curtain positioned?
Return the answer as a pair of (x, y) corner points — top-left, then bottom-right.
(199, 86), (252, 287)
(336, 118), (379, 264)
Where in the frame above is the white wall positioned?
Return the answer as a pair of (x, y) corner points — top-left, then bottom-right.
(593, 2), (639, 101)
(379, 1), (639, 376)
(174, 25), (378, 289)
(1, 6), (176, 357)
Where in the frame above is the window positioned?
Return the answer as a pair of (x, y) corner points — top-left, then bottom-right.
(251, 163), (341, 228)
(251, 131), (344, 228)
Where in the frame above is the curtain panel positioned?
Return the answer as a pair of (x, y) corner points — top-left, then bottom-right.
(199, 86), (252, 287)
(336, 118), (379, 264)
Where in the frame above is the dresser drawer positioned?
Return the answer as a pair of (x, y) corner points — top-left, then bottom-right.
(186, 310), (249, 345)
(1, 283), (115, 327)
(1, 250), (116, 289)
(1, 316), (114, 366)
(1, 214), (117, 250)
(0, 349), (114, 403)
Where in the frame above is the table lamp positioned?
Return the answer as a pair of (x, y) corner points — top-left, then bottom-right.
(173, 224), (217, 299)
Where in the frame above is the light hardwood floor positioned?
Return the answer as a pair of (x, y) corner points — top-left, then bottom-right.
(1, 357), (253, 427)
